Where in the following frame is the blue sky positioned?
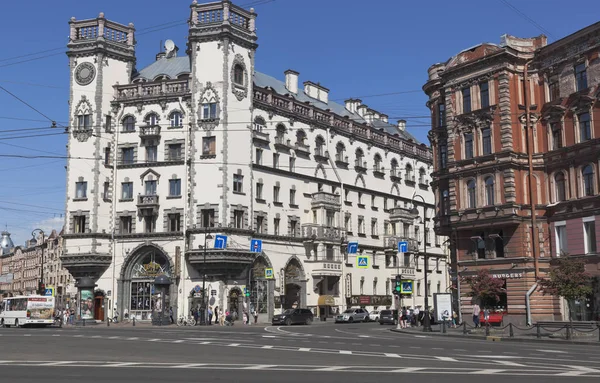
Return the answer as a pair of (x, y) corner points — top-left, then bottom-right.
(1, 0), (598, 245)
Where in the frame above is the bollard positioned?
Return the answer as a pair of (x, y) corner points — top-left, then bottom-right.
(133, 317), (136, 327)
(509, 323), (514, 338)
(597, 325), (600, 343)
(566, 324), (571, 340)
(463, 321), (467, 335)
(536, 323), (541, 339)
(83, 319), (86, 327)
(107, 317), (110, 327)
(442, 320), (446, 334)
(485, 323), (490, 337)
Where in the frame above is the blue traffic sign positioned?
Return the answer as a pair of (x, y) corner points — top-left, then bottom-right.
(214, 235), (228, 249)
(250, 239), (262, 253)
(357, 256), (369, 269)
(43, 287), (54, 297)
(398, 241), (408, 253)
(194, 285), (201, 293)
(347, 241), (358, 254)
(401, 281), (413, 294)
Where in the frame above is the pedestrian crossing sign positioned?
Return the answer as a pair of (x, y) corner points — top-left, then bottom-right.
(356, 256), (369, 269)
(265, 268), (274, 279)
(401, 280), (413, 294)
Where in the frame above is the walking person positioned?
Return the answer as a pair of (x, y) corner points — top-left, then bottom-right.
(253, 309), (258, 325)
(243, 311), (248, 325)
(169, 307), (174, 324)
(208, 306), (213, 325)
(214, 306), (219, 325)
(413, 306), (421, 327)
(472, 302), (481, 328)
(192, 307), (199, 326)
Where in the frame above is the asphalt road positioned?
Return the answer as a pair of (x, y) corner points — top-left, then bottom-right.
(0, 321), (598, 382)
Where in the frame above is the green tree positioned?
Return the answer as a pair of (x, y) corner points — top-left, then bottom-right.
(463, 269), (505, 307)
(537, 257), (593, 321)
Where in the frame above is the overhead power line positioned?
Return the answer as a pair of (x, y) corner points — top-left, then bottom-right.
(0, 85), (58, 126)
(498, 0), (556, 40)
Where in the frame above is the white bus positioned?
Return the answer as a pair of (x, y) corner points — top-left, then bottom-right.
(0, 295), (55, 327)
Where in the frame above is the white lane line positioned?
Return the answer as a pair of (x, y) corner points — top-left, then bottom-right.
(91, 335), (102, 339)
(339, 350), (352, 355)
(172, 340), (184, 343)
(495, 360), (526, 367)
(409, 346), (421, 349)
(470, 369), (505, 375)
(126, 337), (139, 341)
(391, 368), (425, 373)
(228, 343), (241, 347)
(38, 362), (75, 366)
(384, 353), (402, 358)
(262, 335), (276, 338)
(298, 348), (311, 352)
(454, 349), (467, 352)
(316, 366), (348, 371)
(358, 335), (370, 338)
(147, 339), (161, 342)
(24, 334), (31, 337)
(244, 365), (276, 370)
(52, 334), (61, 337)
(73, 335), (84, 338)
(261, 345), (273, 349)
(436, 357), (457, 362)
(105, 363), (141, 367)
(171, 364), (206, 369)
(537, 349), (567, 354)
(432, 348), (443, 350)
(199, 341), (211, 345)
(413, 335), (429, 338)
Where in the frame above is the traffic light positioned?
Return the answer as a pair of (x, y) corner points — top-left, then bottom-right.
(393, 275), (401, 296)
(243, 287), (250, 297)
(38, 282), (45, 295)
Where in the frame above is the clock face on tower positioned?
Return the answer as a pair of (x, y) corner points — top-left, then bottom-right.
(74, 62), (96, 86)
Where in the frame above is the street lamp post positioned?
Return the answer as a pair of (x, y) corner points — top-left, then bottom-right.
(410, 195), (432, 332)
(30, 229), (45, 295)
(200, 230), (213, 325)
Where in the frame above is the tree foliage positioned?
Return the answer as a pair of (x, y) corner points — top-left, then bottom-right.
(463, 269), (505, 305)
(537, 257), (593, 302)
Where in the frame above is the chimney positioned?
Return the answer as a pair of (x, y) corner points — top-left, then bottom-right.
(344, 99), (362, 114)
(380, 114), (389, 123)
(397, 119), (406, 131)
(284, 69), (299, 94)
(357, 104), (368, 117)
(304, 81), (329, 103)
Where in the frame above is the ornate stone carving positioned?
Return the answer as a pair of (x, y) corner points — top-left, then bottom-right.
(74, 62), (96, 86)
(230, 53), (248, 101)
(197, 81), (221, 131)
(72, 95), (94, 142)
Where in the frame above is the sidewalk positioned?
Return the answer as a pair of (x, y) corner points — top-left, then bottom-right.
(391, 323), (600, 345)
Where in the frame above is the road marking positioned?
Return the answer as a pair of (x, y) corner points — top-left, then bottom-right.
(108, 336), (119, 339)
(244, 365), (276, 370)
(359, 335), (370, 338)
(384, 353), (402, 358)
(409, 346), (421, 349)
(413, 335), (429, 338)
(298, 348), (311, 352)
(262, 335), (276, 338)
(52, 334), (61, 337)
(91, 335), (102, 339)
(471, 356), (520, 360)
(228, 343), (240, 347)
(147, 339), (161, 342)
(339, 350), (352, 355)
(126, 337), (139, 341)
(24, 334), (31, 337)
(432, 348), (443, 350)
(436, 357), (457, 362)
(453, 349), (467, 351)
(470, 369), (505, 374)
(171, 364), (206, 369)
(261, 345), (273, 349)
(537, 349), (567, 354)
(495, 361), (526, 367)
(38, 362), (74, 366)
(172, 340), (184, 343)
(558, 366), (600, 376)
(391, 368), (425, 373)
(105, 363), (140, 367)
(316, 366), (348, 371)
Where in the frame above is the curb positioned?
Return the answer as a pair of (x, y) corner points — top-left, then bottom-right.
(390, 328), (599, 346)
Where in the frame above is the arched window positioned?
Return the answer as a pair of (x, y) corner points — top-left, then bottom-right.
(275, 124), (286, 143)
(315, 136), (325, 156)
(355, 148), (364, 168)
(485, 176), (495, 206)
(582, 165), (594, 196)
(170, 111), (182, 128)
(123, 116), (135, 132)
(296, 130), (307, 146)
(233, 64), (244, 85)
(405, 164), (414, 181)
(391, 159), (399, 177)
(374, 154), (382, 171)
(442, 189), (450, 215)
(145, 113), (159, 126)
(555, 172), (566, 202)
(253, 117), (266, 132)
(335, 142), (346, 162)
(419, 167), (426, 184)
(467, 179), (477, 208)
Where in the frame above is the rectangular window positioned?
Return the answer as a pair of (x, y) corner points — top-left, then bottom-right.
(548, 76), (560, 101)
(482, 127), (492, 155)
(273, 153), (280, 169)
(201, 209), (215, 227)
(168, 144), (182, 161)
(425, 229), (431, 245)
(289, 189), (296, 205)
(122, 147), (134, 165)
(144, 180), (157, 196)
(464, 133), (474, 159)
(105, 115), (112, 132)
(556, 225), (567, 256)
(103, 181), (110, 200)
(439, 144), (447, 169)
(75, 181), (87, 199)
(202, 136), (216, 156)
(169, 179), (181, 197)
(417, 281), (422, 296)
(289, 157), (295, 172)
(168, 214), (181, 232)
(119, 216), (132, 234)
(202, 103), (217, 119)
(255, 148), (263, 165)
(344, 215), (351, 233)
(551, 123), (563, 150)
(273, 186), (280, 203)
(121, 182), (133, 200)
(358, 217), (364, 235)
(233, 210), (244, 229)
(144, 216), (155, 233)
(462, 87), (471, 113)
(438, 103), (446, 127)
(579, 112), (591, 142)
(371, 219), (378, 236)
(480, 81), (489, 108)
(575, 63), (588, 91)
(256, 182), (263, 199)
(290, 220), (298, 237)
(74, 215), (86, 234)
(274, 218), (280, 236)
(233, 174), (243, 193)
(77, 114), (91, 129)
(104, 147), (111, 166)
(584, 221), (597, 254)
(146, 145), (157, 162)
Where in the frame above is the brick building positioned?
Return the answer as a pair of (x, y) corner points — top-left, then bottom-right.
(424, 23), (600, 324)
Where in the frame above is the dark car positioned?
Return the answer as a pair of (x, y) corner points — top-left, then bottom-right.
(378, 309), (399, 325)
(272, 309), (314, 326)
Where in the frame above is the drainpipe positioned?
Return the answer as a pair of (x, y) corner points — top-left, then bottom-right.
(111, 103), (124, 319)
(526, 282), (537, 326)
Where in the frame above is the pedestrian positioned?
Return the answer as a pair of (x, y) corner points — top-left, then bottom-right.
(214, 306), (219, 325)
(219, 308), (225, 326)
(169, 307), (174, 324)
(69, 309), (75, 325)
(253, 309), (258, 325)
(413, 306), (421, 327)
(192, 307), (199, 326)
(243, 311), (248, 325)
(452, 310), (458, 328)
(472, 302), (481, 328)
(113, 308), (119, 323)
(208, 306), (213, 325)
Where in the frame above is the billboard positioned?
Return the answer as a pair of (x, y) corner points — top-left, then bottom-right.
(433, 293), (453, 322)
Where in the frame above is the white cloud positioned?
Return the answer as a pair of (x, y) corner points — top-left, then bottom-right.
(32, 216), (65, 237)
(8, 217), (65, 247)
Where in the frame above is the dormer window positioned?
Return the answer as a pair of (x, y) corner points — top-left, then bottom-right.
(233, 64), (244, 85)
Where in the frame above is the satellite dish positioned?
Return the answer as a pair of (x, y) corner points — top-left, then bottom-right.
(164, 40), (175, 57)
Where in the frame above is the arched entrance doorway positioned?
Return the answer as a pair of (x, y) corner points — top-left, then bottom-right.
(228, 288), (242, 319)
(94, 290), (106, 321)
(250, 256), (270, 321)
(283, 258), (305, 309)
(120, 245), (172, 321)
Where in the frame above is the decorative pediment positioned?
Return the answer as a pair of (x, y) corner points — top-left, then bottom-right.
(567, 92), (595, 114)
(453, 106), (496, 133)
(72, 95), (94, 142)
(540, 103), (567, 123)
(230, 53), (248, 101)
(139, 168), (161, 183)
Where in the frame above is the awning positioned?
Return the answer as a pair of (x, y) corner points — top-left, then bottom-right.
(317, 295), (335, 306)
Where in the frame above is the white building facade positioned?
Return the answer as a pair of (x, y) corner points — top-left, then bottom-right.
(63, 0), (447, 322)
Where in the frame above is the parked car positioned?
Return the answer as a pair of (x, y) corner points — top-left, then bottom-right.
(335, 308), (369, 323)
(378, 309), (399, 325)
(272, 309), (314, 326)
(369, 310), (380, 322)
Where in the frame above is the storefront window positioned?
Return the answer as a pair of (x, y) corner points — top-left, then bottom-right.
(128, 251), (170, 321)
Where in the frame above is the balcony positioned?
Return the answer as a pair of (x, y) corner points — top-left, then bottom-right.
(274, 136), (293, 152)
(354, 160), (367, 173)
(335, 155), (349, 169)
(137, 194), (159, 215)
(314, 149), (329, 163)
(139, 125), (161, 138)
(114, 79), (190, 101)
(309, 259), (343, 277)
(310, 191), (341, 209)
(252, 130), (270, 145)
(294, 142), (311, 156)
(302, 224), (342, 242)
(405, 174), (416, 185)
(390, 170), (401, 183)
(373, 165), (385, 178)
(389, 207), (416, 222)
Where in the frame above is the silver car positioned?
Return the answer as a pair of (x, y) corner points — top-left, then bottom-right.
(335, 308), (369, 323)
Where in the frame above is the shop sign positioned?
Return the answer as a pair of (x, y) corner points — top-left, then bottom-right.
(492, 273), (523, 279)
(349, 295), (392, 306)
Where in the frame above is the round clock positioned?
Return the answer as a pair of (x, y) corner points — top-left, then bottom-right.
(75, 62), (96, 86)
